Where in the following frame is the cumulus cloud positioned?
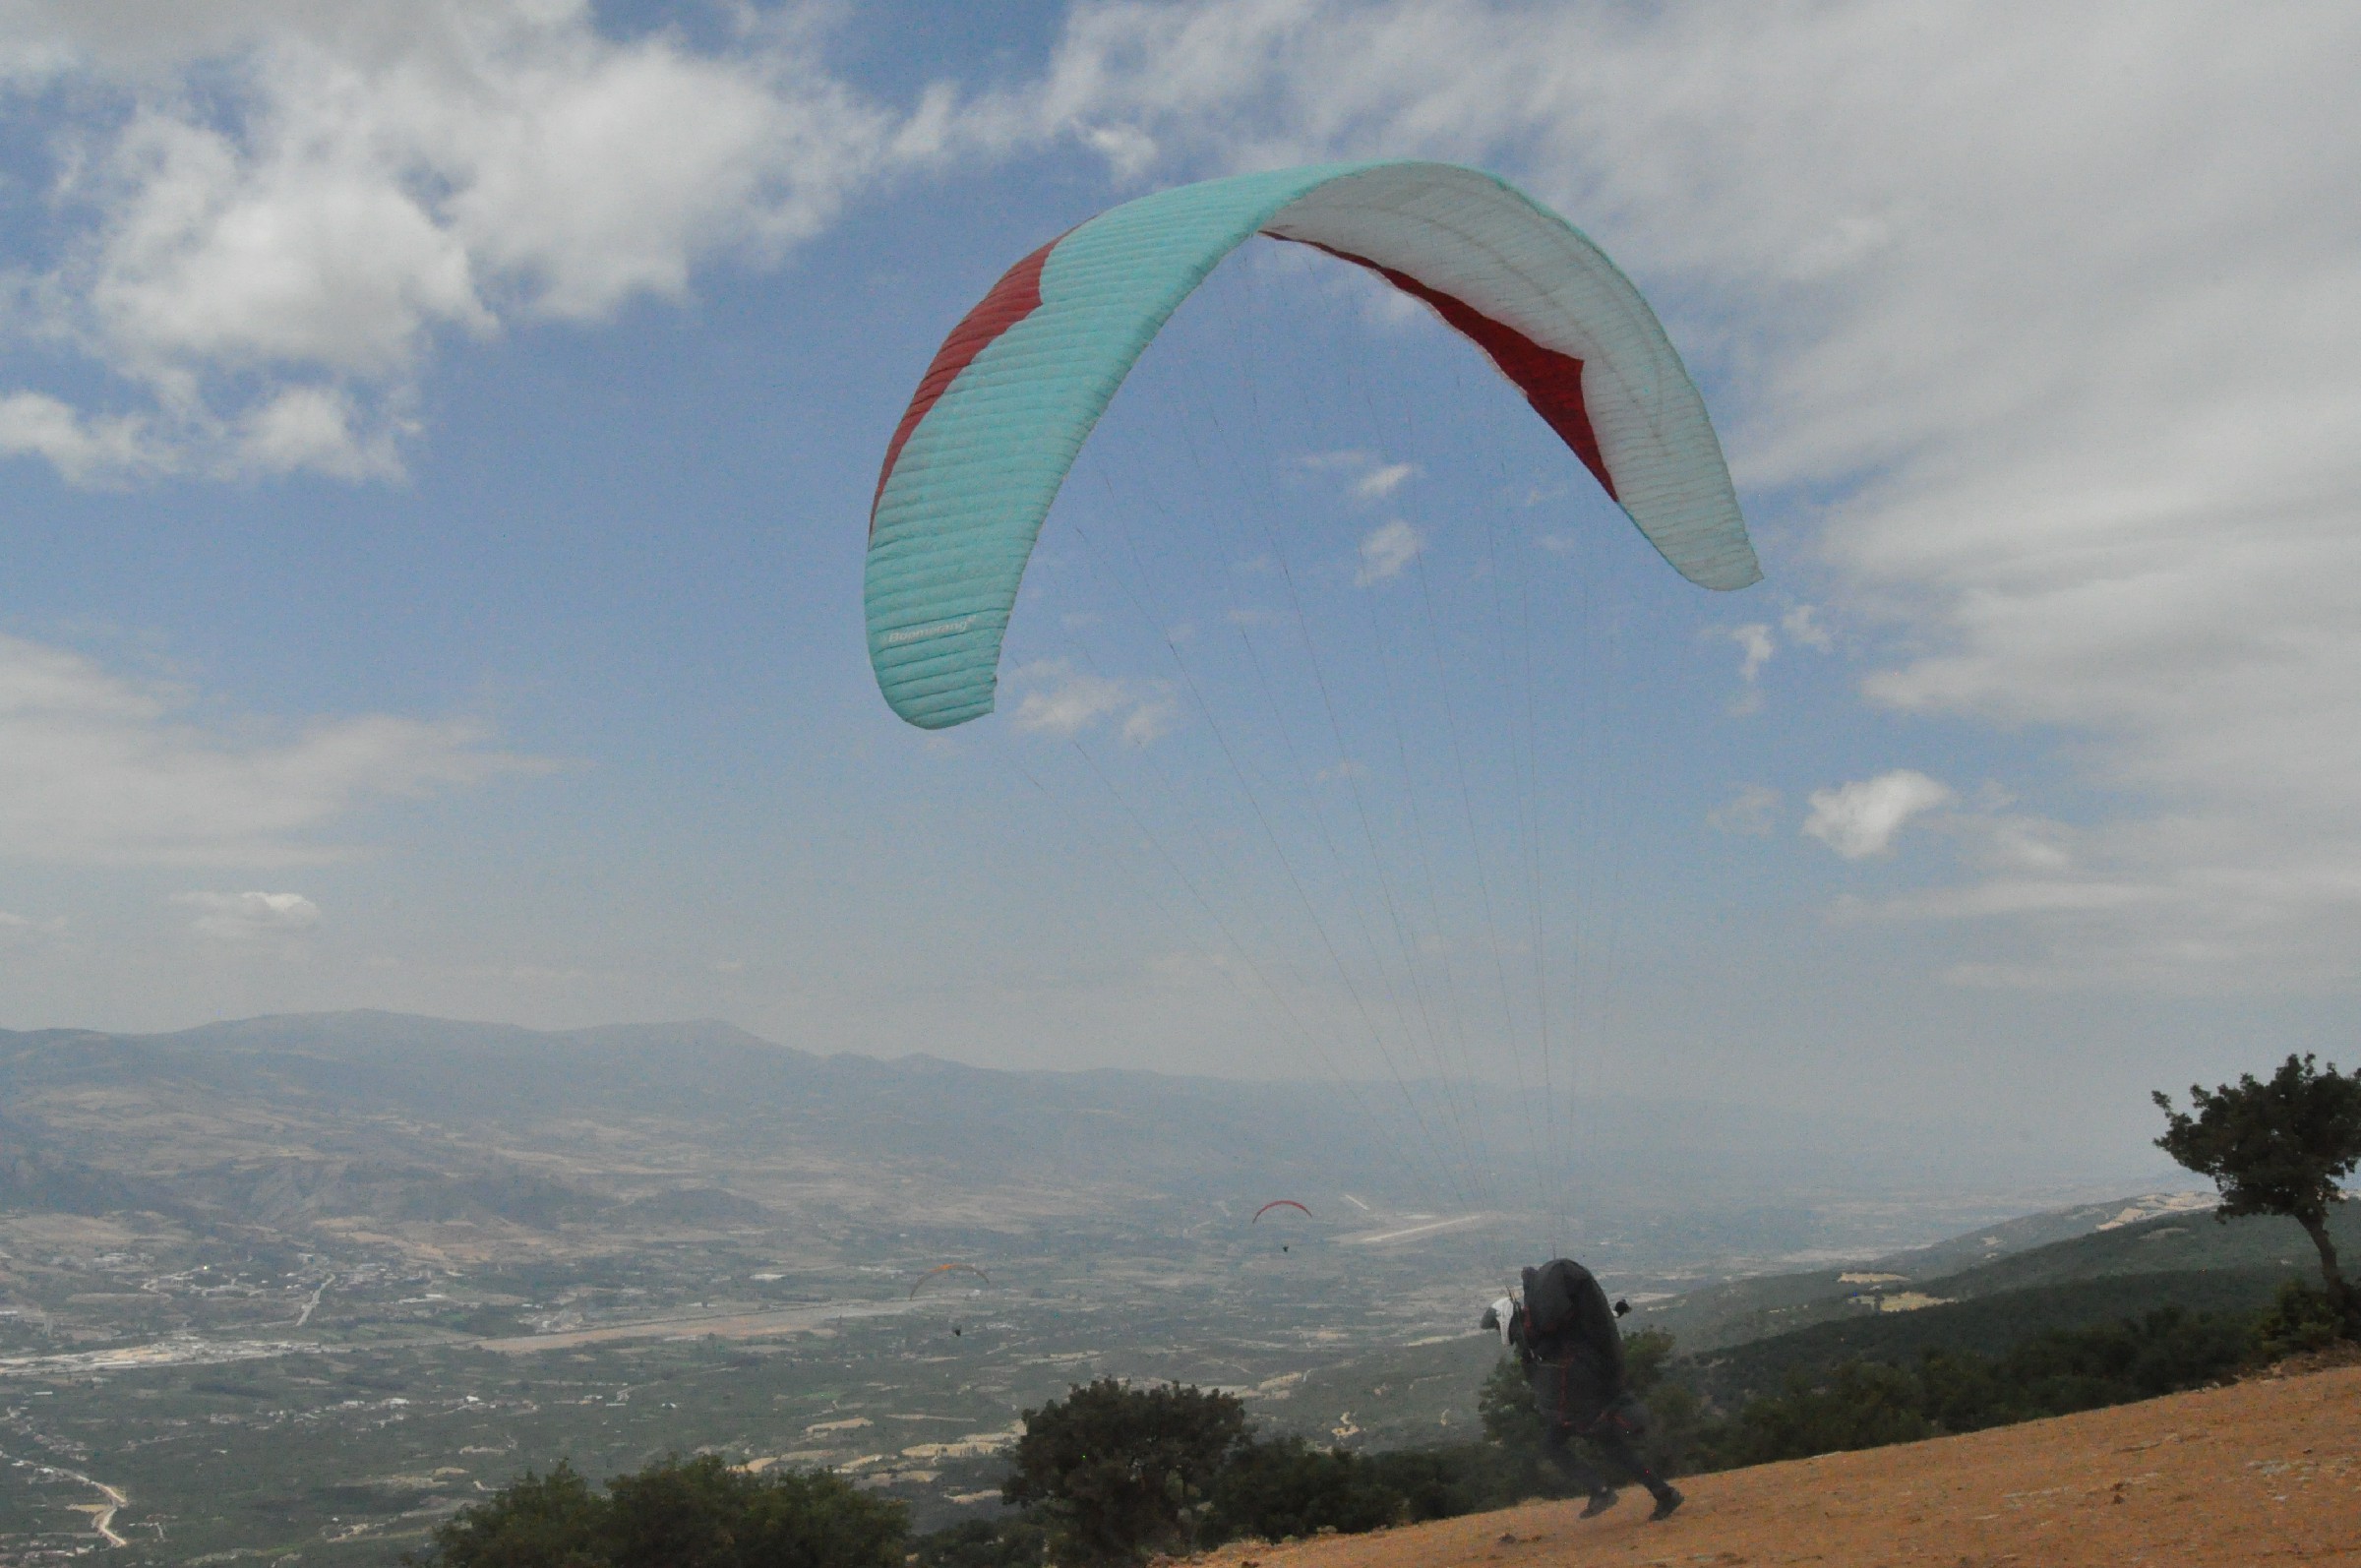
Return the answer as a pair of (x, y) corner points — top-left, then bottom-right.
(1303, 449), (1418, 500)
(1354, 518), (1421, 585)
(1803, 770), (1955, 860)
(1010, 1), (2361, 989)
(1720, 623), (1774, 715)
(0, 632), (543, 864)
(1707, 783), (1780, 837)
(0, 0), (945, 480)
(1728, 623), (1774, 683)
(1782, 604), (1833, 652)
(1010, 665), (1129, 736)
(1121, 699), (1178, 747)
(1008, 660), (1173, 746)
(178, 889), (321, 940)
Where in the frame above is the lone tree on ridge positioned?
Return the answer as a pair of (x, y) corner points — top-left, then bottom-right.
(2154, 1053), (2361, 1335)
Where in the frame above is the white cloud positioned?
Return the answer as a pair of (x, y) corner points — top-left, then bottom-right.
(1010, 663), (1129, 737)
(1007, 660), (1174, 746)
(1121, 699), (1178, 748)
(0, 392), (161, 483)
(0, 632), (543, 864)
(1302, 449), (1418, 501)
(1354, 518), (1421, 586)
(1782, 604), (1833, 652)
(1727, 623), (1774, 683)
(0, 1), (939, 480)
(1803, 770), (1955, 861)
(178, 889), (321, 940)
(1707, 783), (1779, 837)
(1015, 1), (2361, 990)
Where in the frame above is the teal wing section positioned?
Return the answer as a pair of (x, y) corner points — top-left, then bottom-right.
(864, 163), (1373, 730)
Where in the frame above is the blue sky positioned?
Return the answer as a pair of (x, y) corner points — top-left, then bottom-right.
(1, 1), (2356, 1178)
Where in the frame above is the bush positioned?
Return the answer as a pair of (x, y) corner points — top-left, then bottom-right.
(1360, 1445), (1527, 1522)
(409, 1454), (907, 1568)
(1000, 1379), (1250, 1564)
(1694, 1303), (2261, 1469)
(413, 1462), (606, 1568)
(2252, 1280), (2348, 1359)
(912, 1517), (1050, 1568)
(1716, 1360), (1935, 1467)
(1205, 1437), (1404, 1542)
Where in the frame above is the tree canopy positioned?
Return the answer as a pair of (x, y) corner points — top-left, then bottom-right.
(410, 1455), (907, 1568)
(2155, 1052), (2361, 1333)
(1000, 1378), (1250, 1563)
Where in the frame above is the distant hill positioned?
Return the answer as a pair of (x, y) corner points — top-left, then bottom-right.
(0, 1008), (2138, 1263)
(1675, 1267), (2300, 1408)
(1633, 1193), (2242, 1352)
(1659, 1202), (2361, 1406)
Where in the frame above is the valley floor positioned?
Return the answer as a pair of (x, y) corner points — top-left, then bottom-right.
(1194, 1361), (2361, 1567)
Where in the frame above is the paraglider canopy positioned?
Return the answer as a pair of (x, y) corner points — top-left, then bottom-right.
(908, 1262), (991, 1298)
(1252, 1200), (1313, 1223)
(866, 159), (1758, 731)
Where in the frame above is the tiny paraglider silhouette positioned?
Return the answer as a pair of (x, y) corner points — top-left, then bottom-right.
(1253, 1200), (1310, 1253)
(908, 1263), (991, 1298)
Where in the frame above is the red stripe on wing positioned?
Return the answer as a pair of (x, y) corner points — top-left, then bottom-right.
(871, 236), (1059, 531)
(1282, 237), (1616, 501)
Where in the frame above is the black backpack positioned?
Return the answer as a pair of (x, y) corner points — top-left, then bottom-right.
(1522, 1258), (1587, 1337)
(1521, 1258), (1624, 1385)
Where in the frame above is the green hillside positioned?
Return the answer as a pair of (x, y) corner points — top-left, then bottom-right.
(1676, 1266), (2299, 1408)
(1635, 1200), (2351, 1354)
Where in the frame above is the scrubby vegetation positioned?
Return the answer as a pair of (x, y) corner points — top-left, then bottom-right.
(406, 1454), (907, 1568)
(426, 1288), (2338, 1566)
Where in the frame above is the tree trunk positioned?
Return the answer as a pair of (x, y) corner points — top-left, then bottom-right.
(2296, 1213), (2359, 1336)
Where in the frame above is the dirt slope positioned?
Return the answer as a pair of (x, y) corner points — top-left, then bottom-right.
(1197, 1364), (2360, 1567)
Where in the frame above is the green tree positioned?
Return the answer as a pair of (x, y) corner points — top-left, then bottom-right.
(412, 1454), (906, 1568)
(1475, 1357), (1544, 1455)
(410, 1461), (608, 1568)
(1722, 1360), (1934, 1466)
(2154, 1053), (2361, 1334)
(1000, 1379), (1249, 1564)
(1204, 1437), (1402, 1543)
(912, 1517), (1050, 1568)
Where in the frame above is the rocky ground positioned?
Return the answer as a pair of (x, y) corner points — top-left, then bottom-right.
(1191, 1359), (2361, 1567)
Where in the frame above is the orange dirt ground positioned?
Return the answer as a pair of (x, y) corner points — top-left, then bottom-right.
(1194, 1363), (2360, 1567)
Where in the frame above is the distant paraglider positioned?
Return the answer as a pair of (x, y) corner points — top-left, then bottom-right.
(1254, 1199), (1312, 1252)
(908, 1262), (991, 1298)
